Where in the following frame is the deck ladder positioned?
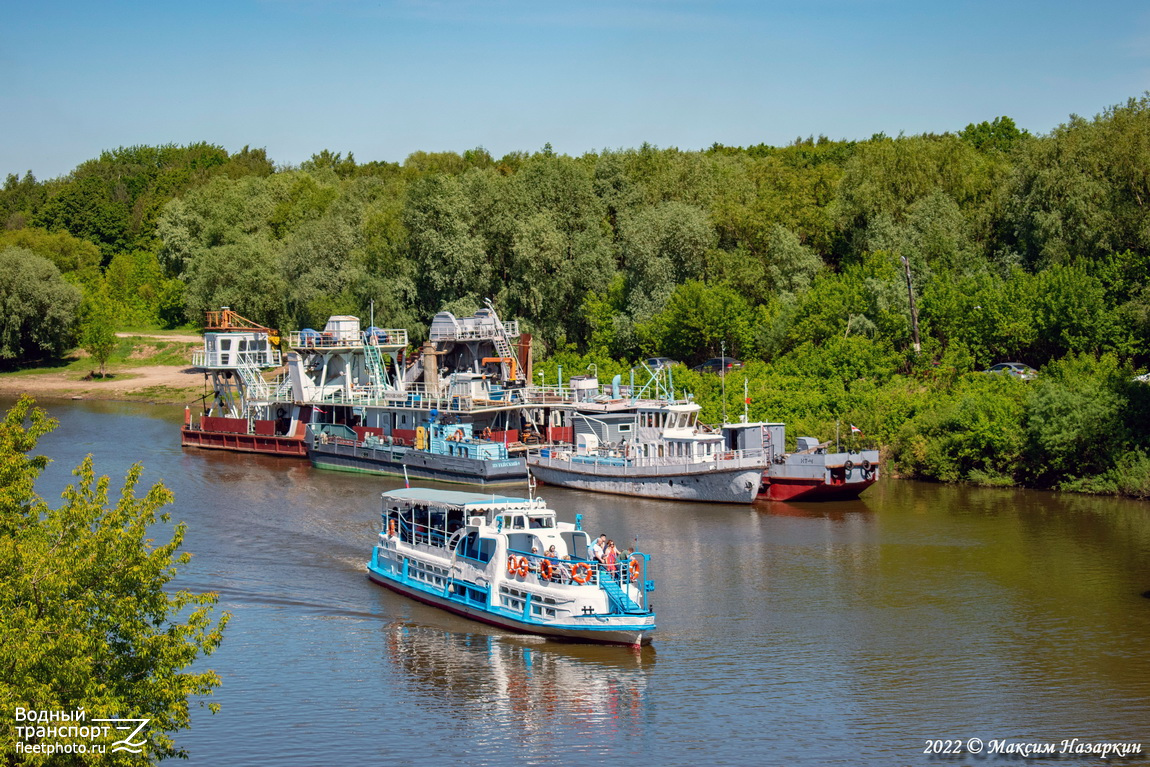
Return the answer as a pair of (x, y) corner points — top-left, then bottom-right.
(236, 354), (271, 401)
(599, 578), (644, 614)
(364, 343), (390, 391)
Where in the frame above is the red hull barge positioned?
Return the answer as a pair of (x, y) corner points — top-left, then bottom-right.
(180, 411), (309, 458)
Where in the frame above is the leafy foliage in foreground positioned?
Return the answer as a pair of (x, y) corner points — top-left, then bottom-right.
(0, 397), (229, 764)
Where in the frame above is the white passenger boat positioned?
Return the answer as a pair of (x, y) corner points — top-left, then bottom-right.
(367, 488), (656, 646)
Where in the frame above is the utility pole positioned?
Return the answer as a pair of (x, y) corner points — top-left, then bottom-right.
(901, 256), (921, 354)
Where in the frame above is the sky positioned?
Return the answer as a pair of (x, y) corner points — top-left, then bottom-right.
(2, 0), (1148, 180)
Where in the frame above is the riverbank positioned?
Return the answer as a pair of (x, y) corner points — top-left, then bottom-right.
(0, 364), (204, 404)
(0, 333), (204, 404)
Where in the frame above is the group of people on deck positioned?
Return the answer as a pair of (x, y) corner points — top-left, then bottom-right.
(591, 533), (634, 581)
(524, 532), (633, 584)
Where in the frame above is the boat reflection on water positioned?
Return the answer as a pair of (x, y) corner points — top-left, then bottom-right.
(758, 497), (878, 523)
(381, 620), (653, 738)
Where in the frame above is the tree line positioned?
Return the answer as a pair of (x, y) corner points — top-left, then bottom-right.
(3, 97), (1150, 495)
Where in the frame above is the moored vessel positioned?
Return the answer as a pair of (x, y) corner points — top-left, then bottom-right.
(311, 419), (528, 486)
(722, 421), (880, 501)
(180, 308), (310, 456)
(527, 396), (766, 504)
(367, 488), (656, 646)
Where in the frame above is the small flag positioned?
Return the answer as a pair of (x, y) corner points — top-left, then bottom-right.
(744, 397), (751, 405)
(403, 466), (410, 489)
(314, 407), (326, 414)
(850, 424), (862, 435)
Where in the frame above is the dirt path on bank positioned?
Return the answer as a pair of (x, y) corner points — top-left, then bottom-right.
(115, 331), (203, 343)
(0, 365), (206, 404)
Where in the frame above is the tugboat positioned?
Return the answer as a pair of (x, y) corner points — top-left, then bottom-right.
(367, 488), (656, 646)
(722, 421), (880, 501)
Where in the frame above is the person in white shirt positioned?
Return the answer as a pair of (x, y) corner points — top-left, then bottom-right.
(590, 533), (607, 563)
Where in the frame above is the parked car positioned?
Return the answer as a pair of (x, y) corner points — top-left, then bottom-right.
(693, 357), (744, 374)
(642, 357), (680, 370)
(983, 362), (1037, 380)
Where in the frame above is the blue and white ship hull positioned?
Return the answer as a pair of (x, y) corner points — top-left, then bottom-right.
(367, 489), (656, 646)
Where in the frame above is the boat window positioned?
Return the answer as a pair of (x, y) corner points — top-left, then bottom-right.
(456, 532), (495, 563)
(220, 338), (231, 351)
(528, 516), (554, 529)
(618, 424), (631, 432)
(511, 516), (525, 529)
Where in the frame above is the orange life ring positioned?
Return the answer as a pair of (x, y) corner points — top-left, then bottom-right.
(571, 562), (592, 584)
(507, 556), (518, 576)
(516, 556), (530, 577)
(388, 519), (396, 537)
(629, 557), (641, 581)
(539, 559), (553, 580)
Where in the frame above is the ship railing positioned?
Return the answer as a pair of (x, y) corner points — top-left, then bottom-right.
(312, 383), (524, 412)
(505, 547), (648, 590)
(289, 330), (396, 349)
(386, 516), (452, 549)
(428, 320), (520, 343)
(192, 348), (282, 370)
(360, 328), (409, 347)
(530, 446), (769, 469)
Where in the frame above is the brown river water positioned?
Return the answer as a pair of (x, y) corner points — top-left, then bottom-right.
(15, 398), (1150, 765)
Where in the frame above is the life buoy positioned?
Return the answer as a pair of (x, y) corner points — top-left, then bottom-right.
(539, 559), (553, 580)
(507, 556), (518, 576)
(388, 519), (396, 537)
(571, 562), (592, 584)
(629, 557), (641, 581)
(516, 556), (530, 577)
(861, 458), (871, 470)
(845, 459), (854, 471)
(481, 427), (493, 440)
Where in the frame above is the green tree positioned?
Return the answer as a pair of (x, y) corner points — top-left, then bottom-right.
(636, 280), (758, 364)
(0, 227), (101, 277)
(1006, 96), (1150, 267)
(81, 290), (118, 378)
(0, 248), (82, 365)
(0, 397), (229, 764)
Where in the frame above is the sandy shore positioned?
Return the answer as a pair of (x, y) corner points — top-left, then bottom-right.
(0, 332), (211, 404)
(0, 365), (206, 404)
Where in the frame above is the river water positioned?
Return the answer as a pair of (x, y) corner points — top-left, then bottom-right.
(15, 398), (1150, 766)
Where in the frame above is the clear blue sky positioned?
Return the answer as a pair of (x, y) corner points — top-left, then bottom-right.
(2, 0), (1147, 180)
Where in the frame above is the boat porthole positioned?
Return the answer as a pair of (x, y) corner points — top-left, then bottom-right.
(668, 479), (673, 487)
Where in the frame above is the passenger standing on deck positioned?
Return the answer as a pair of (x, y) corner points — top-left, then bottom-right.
(605, 540), (619, 579)
(591, 533), (607, 563)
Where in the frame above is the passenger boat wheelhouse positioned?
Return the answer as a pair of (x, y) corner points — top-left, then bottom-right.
(367, 488), (656, 646)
